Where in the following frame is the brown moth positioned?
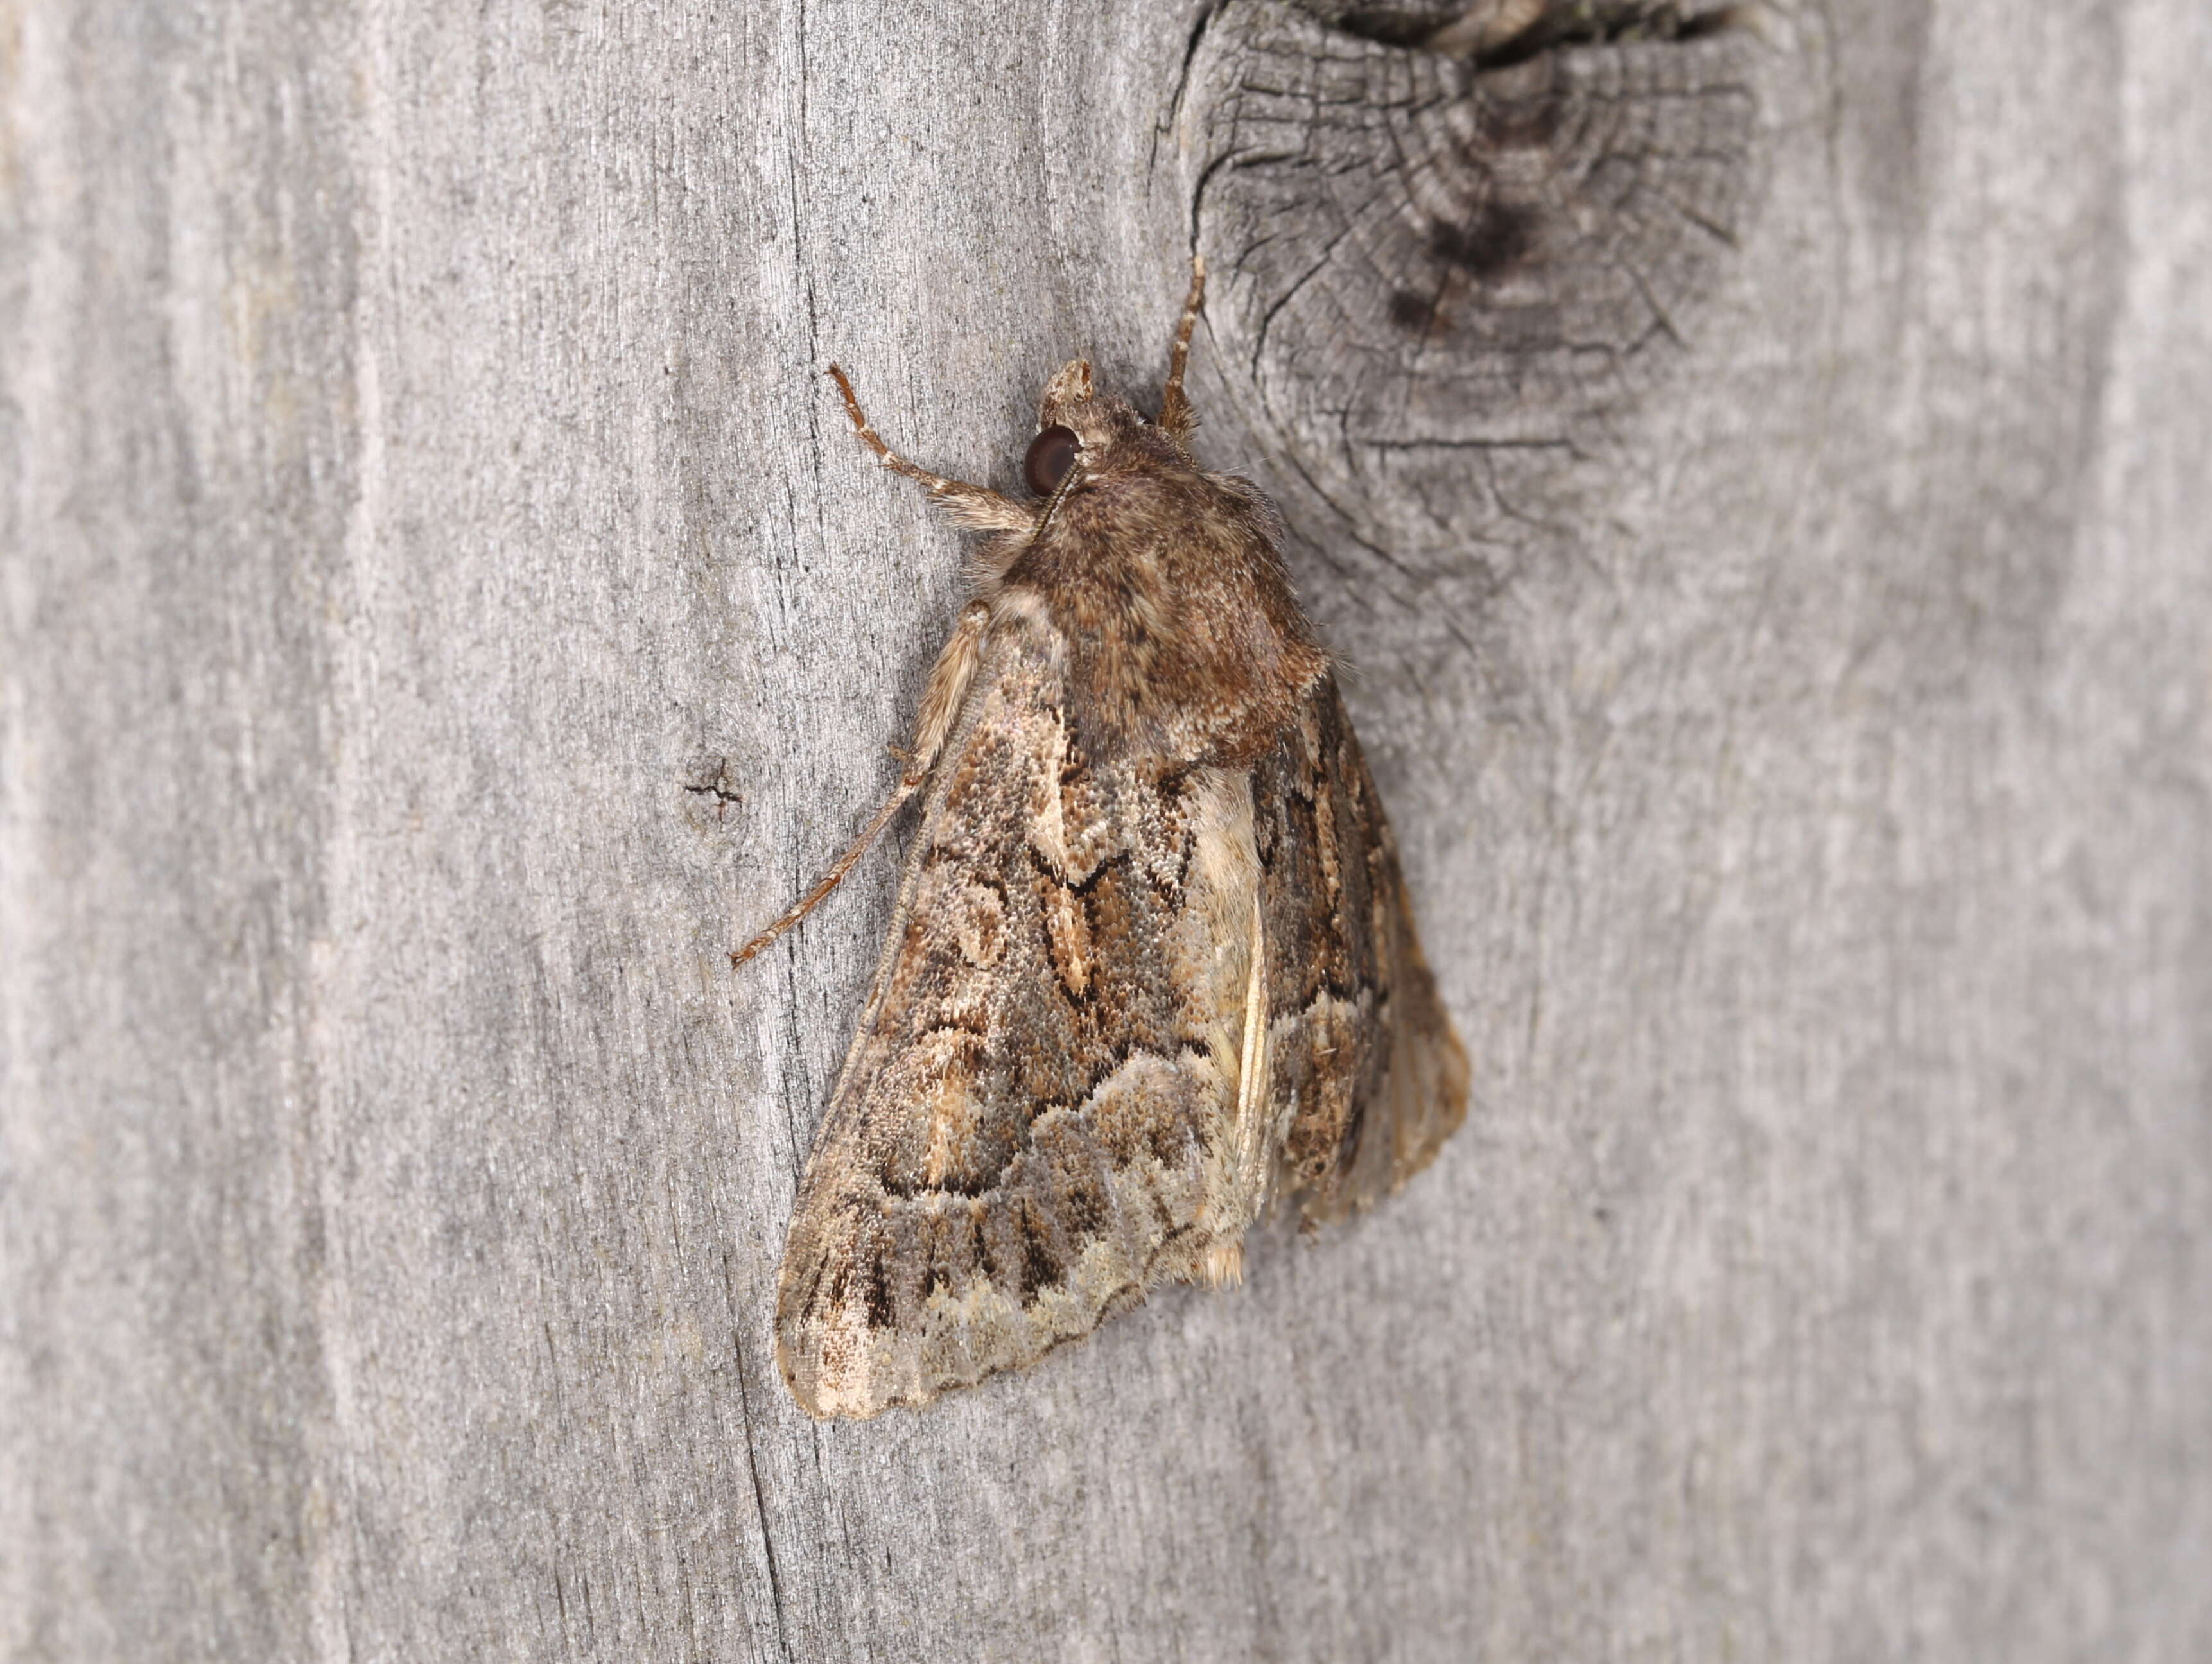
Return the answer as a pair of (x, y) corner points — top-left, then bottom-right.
(735, 261), (1468, 1421)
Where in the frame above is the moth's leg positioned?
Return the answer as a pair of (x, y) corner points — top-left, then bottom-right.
(903, 599), (988, 780)
(827, 366), (1036, 532)
(731, 602), (989, 967)
(1156, 254), (1207, 442)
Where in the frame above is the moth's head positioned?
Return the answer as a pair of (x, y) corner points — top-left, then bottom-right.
(1022, 358), (1166, 499)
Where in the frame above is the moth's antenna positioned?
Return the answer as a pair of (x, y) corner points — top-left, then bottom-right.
(1158, 255), (1206, 440)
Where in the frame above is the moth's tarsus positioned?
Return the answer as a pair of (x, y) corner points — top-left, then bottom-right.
(750, 258), (1468, 1419)
(727, 773), (923, 967)
(731, 601), (992, 967)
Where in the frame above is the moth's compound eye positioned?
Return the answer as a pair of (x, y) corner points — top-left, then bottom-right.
(1023, 426), (1080, 496)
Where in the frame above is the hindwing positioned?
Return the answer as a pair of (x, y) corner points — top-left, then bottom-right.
(1253, 675), (1470, 1222)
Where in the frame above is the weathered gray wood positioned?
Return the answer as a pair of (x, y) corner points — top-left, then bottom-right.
(4, 0), (2208, 1658)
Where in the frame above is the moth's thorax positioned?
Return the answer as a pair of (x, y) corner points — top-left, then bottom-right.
(990, 374), (1327, 770)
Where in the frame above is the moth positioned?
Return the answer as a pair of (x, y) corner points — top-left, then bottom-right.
(736, 261), (1468, 1420)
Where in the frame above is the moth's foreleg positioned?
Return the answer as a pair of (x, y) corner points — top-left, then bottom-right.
(826, 365), (1036, 532)
(1156, 254), (1207, 442)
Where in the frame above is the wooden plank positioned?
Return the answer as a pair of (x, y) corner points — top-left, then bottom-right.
(3, 0), (2207, 1656)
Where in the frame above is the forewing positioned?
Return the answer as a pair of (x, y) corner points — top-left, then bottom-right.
(1252, 674), (1470, 1222)
(774, 630), (1269, 1419)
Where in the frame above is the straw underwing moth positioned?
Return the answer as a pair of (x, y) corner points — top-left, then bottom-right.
(735, 261), (1468, 1421)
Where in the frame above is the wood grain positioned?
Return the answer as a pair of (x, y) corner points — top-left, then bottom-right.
(4, 0), (2208, 1658)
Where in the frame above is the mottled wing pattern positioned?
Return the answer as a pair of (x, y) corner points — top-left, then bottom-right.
(775, 625), (1275, 1419)
(1253, 674), (1469, 1223)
